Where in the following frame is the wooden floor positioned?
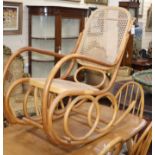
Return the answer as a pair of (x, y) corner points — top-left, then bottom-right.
(4, 123), (146, 155)
(4, 124), (122, 155)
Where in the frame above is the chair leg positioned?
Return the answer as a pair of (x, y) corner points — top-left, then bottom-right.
(126, 138), (133, 155)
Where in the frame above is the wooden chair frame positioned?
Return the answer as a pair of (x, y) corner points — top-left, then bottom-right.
(112, 81), (145, 154)
(98, 137), (123, 155)
(114, 81), (144, 125)
(130, 122), (152, 155)
(4, 7), (135, 147)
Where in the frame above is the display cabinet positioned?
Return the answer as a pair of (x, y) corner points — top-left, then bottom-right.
(27, 6), (88, 77)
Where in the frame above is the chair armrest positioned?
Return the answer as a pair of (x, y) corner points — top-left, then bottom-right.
(3, 46), (65, 81)
(4, 31), (83, 81)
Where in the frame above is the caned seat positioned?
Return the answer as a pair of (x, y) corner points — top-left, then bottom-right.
(29, 78), (99, 94)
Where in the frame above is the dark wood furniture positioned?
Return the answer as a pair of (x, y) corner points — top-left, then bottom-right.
(4, 115), (146, 155)
(121, 34), (134, 66)
(132, 58), (152, 70)
(27, 6), (89, 77)
(119, 1), (140, 24)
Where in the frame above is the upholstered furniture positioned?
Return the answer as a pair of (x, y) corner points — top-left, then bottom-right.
(4, 45), (40, 117)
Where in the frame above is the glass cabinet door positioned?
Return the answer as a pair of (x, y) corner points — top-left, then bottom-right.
(31, 15), (55, 77)
(60, 18), (80, 75)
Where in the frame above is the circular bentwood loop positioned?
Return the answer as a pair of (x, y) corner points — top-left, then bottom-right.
(64, 95), (100, 141)
(88, 92), (118, 133)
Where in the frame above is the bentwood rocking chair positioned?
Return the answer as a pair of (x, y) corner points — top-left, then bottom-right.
(4, 7), (134, 147)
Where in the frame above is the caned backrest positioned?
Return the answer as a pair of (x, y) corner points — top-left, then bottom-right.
(77, 7), (132, 68)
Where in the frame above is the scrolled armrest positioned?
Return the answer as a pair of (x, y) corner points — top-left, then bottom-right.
(3, 46), (64, 81)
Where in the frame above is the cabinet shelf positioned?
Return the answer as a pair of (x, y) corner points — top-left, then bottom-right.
(62, 36), (78, 39)
(31, 37), (78, 40)
(31, 59), (55, 62)
(31, 37), (55, 40)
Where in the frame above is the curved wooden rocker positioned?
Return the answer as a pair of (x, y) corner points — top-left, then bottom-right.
(4, 7), (134, 147)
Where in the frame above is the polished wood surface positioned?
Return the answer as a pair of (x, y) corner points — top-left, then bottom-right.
(132, 58), (152, 70)
(4, 109), (146, 155)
